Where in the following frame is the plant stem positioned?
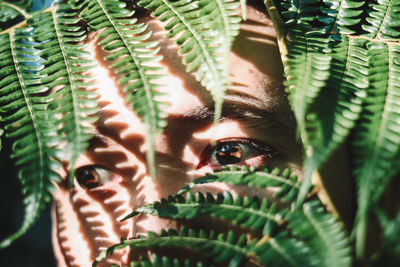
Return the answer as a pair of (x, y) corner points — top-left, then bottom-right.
(0, 6), (53, 35)
(263, 0), (287, 63)
(2, 2), (31, 19)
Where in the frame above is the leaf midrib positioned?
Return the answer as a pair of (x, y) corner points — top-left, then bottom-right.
(0, 2), (31, 19)
(153, 201), (281, 223)
(375, 0), (393, 39)
(51, 5), (83, 150)
(115, 234), (248, 258)
(159, 0), (222, 86)
(210, 170), (299, 187)
(9, 29), (44, 208)
(96, 0), (157, 130)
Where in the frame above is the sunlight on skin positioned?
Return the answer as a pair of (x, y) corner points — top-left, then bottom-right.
(51, 4), (352, 266)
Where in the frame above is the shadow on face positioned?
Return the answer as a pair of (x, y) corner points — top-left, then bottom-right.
(50, 3), (353, 266)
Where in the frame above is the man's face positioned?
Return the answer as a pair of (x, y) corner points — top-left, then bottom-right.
(51, 5), (302, 266)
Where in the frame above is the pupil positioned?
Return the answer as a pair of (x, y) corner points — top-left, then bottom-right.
(215, 142), (242, 164)
(76, 166), (100, 189)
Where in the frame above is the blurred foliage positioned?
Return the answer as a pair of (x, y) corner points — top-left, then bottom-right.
(0, 0), (399, 266)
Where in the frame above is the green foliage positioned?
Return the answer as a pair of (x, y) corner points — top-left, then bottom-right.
(28, 2), (99, 183)
(371, 210), (400, 266)
(280, 0), (320, 29)
(0, 28), (61, 247)
(286, 201), (352, 267)
(0, 0), (32, 30)
(351, 41), (400, 257)
(128, 255), (213, 267)
(0, 0), (98, 247)
(73, 0), (168, 176)
(95, 168), (351, 267)
(178, 166), (301, 203)
(95, 228), (251, 267)
(137, 0), (241, 122)
(0, 0), (399, 266)
(252, 231), (313, 267)
(319, 0), (365, 35)
(274, 0), (400, 258)
(123, 190), (287, 235)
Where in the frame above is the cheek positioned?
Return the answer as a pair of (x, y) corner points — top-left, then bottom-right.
(51, 181), (135, 266)
(243, 154), (271, 168)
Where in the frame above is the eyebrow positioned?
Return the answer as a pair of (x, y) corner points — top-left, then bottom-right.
(91, 91), (297, 155)
(169, 94), (296, 135)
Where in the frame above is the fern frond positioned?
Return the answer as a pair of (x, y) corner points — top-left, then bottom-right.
(284, 29), (332, 139)
(352, 41), (400, 258)
(363, 0), (400, 40)
(371, 209), (400, 266)
(296, 36), (367, 205)
(130, 254), (213, 267)
(240, 0), (246, 20)
(27, 2), (98, 184)
(0, 0), (32, 28)
(319, 0), (365, 35)
(287, 201), (352, 267)
(94, 228), (251, 267)
(124, 191), (287, 235)
(252, 232), (314, 267)
(75, 0), (168, 177)
(178, 166), (301, 203)
(279, 0), (321, 29)
(304, 36), (366, 160)
(137, 0), (241, 123)
(0, 28), (61, 248)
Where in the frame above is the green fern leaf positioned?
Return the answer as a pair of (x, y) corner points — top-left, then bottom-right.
(287, 201), (352, 267)
(371, 209), (400, 266)
(362, 0), (400, 40)
(0, 0), (32, 29)
(27, 2), (98, 184)
(75, 0), (168, 177)
(319, 0), (365, 35)
(280, 0), (321, 29)
(138, 0), (241, 123)
(303, 36), (367, 161)
(284, 29), (332, 140)
(124, 191), (287, 235)
(352, 41), (400, 258)
(296, 36), (367, 206)
(178, 166), (301, 203)
(253, 232), (314, 267)
(129, 254), (213, 267)
(94, 228), (250, 267)
(282, 30), (332, 197)
(0, 28), (61, 248)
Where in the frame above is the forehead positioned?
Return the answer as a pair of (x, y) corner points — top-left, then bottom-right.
(91, 4), (288, 129)
(150, 4), (284, 113)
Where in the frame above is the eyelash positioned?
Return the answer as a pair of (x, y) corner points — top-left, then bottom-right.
(74, 165), (114, 190)
(72, 139), (277, 188)
(197, 138), (278, 170)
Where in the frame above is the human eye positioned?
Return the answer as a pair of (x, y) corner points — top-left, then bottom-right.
(74, 165), (115, 190)
(197, 138), (278, 170)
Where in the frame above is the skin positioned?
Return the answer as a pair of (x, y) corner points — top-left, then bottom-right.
(51, 3), (353, 266)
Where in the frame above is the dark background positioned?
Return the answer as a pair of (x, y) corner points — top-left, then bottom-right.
(1, 1), (56, 266)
